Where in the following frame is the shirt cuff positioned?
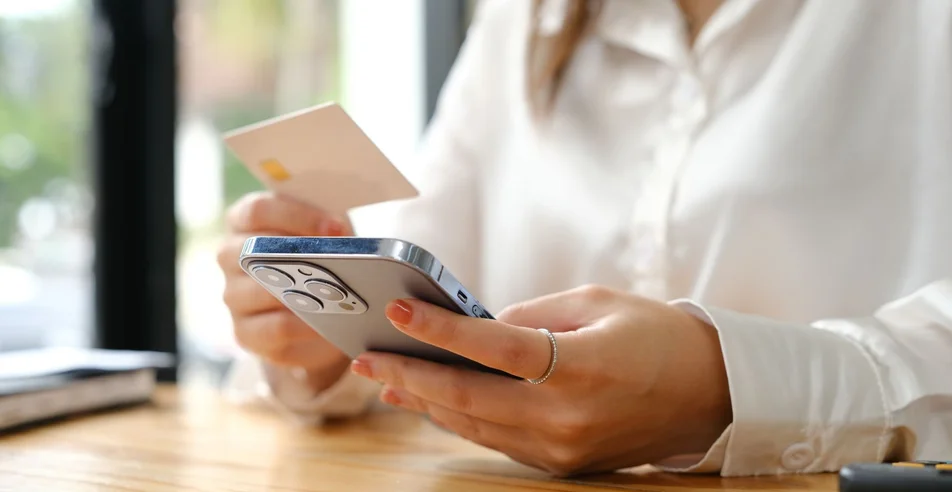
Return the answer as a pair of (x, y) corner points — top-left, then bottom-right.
(655, 425), (731, 473)
(662, 299), (889, 476)
(261, 363), (383, 426)
(222, 352), (382, 426)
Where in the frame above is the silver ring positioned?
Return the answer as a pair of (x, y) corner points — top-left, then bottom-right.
(526, 328), (558, 385)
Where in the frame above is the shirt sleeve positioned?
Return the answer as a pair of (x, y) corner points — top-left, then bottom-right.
(657, 278), (952, 476)
(223, 0), (513, 423)
(221, 352), (384, 426)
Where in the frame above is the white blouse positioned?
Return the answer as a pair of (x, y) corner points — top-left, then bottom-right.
(225, 0), (952, 476)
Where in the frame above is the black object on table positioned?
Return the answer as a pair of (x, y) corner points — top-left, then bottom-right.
(839, 461), (952, 491)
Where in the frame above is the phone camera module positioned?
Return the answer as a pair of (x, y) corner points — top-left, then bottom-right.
(282, 291), (324, 313)
(305, 280), (347, 302)
(252, 266), (294, 288)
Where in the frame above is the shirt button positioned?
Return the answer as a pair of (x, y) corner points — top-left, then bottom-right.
(631, 236), (659, 270)
(780, 443), (817, 471)
(672, 77), (700, 106)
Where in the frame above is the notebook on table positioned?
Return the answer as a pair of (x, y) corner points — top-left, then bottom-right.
(0, 348), (174, 432)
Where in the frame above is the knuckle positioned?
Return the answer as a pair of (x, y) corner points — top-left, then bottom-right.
(499, 335), (530, 369)
(226, 192), (261, 228)
(225, 280), (278, 314)
(496, 302), (528, 324)
(235, 313), (301, 363)
(215, 243), (234, 270)
(462, 415), (483, 441)
(575, 284), (613, 302)
(389, 357), (416, 388)
(241, 194), (274, 229)
(221, 285), (238, 310)
(445, 378), (474, 413)
(264, 341), (297, 365)
(269, 312), (303, 341)
(424, 311), (461, 347)
(451, 412), (481, 441)
(232, 322), (257, 353)
(547, 411), (593, 443)
(224, 204), (242, 231)
(397, 392), (425, 413)
(542, 444), (589, 476)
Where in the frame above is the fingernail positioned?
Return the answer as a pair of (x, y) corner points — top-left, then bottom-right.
(386, 300), (414, 327)
(380, 387), (402, 406)
(350, 358), (373, 378)
(322, 220), (343, 236)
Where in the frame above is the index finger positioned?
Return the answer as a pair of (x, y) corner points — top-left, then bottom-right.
(227, 191), (347, 236)
(496, 285), (621, 332)
(385, 299), (556, 381)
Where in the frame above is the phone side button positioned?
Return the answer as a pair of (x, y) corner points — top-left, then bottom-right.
(472, 305), (493, 319)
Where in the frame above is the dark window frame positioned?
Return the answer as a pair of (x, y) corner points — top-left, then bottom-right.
(92, 0), (178, 381)
(424, 0), (469, 122)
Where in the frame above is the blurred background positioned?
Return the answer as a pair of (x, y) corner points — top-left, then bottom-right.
(0, 0), (476, 387)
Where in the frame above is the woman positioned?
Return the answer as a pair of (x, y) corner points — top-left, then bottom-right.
(218, 0), (952, 476)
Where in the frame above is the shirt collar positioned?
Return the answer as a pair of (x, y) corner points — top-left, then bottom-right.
(537, 0), (777, 68)
(596, 0), (690, 67)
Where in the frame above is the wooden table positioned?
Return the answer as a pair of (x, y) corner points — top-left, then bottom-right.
(0, 385), (837, 491)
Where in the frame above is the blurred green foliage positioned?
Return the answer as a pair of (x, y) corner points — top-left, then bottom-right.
(0, 0), (340, 247)
(0, 8), (89, 247)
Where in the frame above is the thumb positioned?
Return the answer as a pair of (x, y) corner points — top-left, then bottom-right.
(496, 285), (620, 333)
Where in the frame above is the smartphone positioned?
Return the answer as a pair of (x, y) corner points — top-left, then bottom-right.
(239, 236), (511, 377)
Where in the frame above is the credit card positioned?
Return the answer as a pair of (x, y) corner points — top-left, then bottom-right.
(223, 102), (419, 214)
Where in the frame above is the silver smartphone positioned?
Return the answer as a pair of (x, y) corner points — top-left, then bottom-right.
(239, 236), (512, 377)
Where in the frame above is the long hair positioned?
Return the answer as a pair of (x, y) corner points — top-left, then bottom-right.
(527, 0), (602, 115)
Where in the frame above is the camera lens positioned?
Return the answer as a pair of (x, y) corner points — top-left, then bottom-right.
(252, 266), (294, 288)
(282, 291), (324, 313)
(304, 280), (346, 302)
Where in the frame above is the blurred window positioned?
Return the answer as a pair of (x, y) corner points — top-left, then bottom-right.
(175, 0), (432, 385)
(0, 0), (469, 382)
(0, 0), (94, 352)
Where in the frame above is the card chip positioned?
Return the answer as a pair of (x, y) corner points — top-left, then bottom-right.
(260, 159), (291, 181)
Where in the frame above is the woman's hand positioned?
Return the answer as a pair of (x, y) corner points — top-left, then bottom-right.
(218, 191), (353, 392)
(349, 285), (733, 476)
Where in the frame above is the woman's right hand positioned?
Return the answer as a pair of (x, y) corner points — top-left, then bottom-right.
(218, 192), (353, 393)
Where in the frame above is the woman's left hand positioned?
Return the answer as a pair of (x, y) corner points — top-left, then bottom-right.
(349, 285), (733, 476)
